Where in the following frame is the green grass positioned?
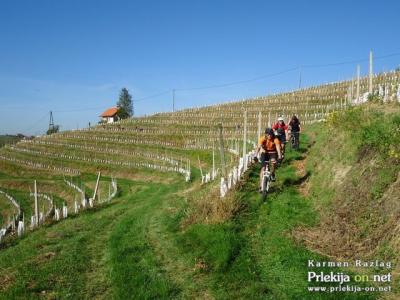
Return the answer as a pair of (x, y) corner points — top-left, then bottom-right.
(4, 189), (32, 217)
(301, 106), (400, 297)
(180, 222), (241, 272)
(0, 107), (397, 299)
(169, 138), (377, 299)
(0, 135), (22, 148)
(308, 107), (400, 253)
(0, 177), (208, 299)
(0, 145), (381, 299)
(107, 183), (181, 299)
(0, 195), (16, 226)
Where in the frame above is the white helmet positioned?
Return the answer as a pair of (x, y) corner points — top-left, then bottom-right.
(278, 116), (284, 121)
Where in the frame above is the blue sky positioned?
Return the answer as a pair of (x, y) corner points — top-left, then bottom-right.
(1, 0), (400, 135)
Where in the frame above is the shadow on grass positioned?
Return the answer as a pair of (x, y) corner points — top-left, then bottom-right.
(283, 155), (305, 164)
(283, 171), (311, 186)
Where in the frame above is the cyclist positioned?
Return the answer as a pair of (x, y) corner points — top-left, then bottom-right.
(288, 115), (301, 149)
(255, 128), (282, 191)
(272, 116), (289, 158)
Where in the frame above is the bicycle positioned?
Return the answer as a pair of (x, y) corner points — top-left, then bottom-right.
(261, 161), (273, 200)
(293, 131), (300, 149)
(289, 130), (299, 150)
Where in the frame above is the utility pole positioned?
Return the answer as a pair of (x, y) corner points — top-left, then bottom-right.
(298, 65), (302, 89)
(369, 50), (373, 94)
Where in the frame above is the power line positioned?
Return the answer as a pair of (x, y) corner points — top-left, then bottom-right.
(4, 50), (400, 117)
(176, 67), (300, 91)
(374, 51), (400, 60)
(51, 90), (171, 113)
(172, 50), (400, 92)
(302, 58), (368, 68)
(302, 51), (400, 69)
(21, 112), (49, 134)
(1, 105), (48, 111)
(135, 90), (171, 102)
(54, 106), (108, 113)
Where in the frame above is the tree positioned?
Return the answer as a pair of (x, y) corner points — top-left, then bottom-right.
(117, 88), (133, 119)
(47, 125), (59, 135)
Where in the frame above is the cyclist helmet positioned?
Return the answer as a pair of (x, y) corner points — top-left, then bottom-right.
(278, 116), (284, 122)
(265, 128), (274, 136)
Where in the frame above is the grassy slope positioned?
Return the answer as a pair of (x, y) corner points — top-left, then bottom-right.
(0, 135), (22, 148)
(0, 134), (377, 299)
(301, 105), (400, 295)
(1, 105), (398, 299)
(0, 178), (187, 299)
(0, 173), (220, 299)
(0, 194), (16, 226)
(175, 136), (375, 299)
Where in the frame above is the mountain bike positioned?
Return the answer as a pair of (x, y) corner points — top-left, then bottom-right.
(289, 131), (299, 150)
(261, 161), (273, 200)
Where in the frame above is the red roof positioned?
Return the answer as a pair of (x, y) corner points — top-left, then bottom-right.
(100, 107), (119, 117)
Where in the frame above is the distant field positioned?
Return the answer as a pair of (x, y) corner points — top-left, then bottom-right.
(0, 135), (22, 147)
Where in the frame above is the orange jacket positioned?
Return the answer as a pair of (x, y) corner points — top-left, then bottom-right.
(258, 136), (280, 152)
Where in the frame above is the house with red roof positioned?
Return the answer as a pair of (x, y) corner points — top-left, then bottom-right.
(99, 107), (120, 123)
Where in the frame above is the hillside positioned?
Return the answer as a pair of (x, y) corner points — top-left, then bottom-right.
(0, 135), (23, 148)
(0, 71), (399, 299)
(297, 104), (400, 290)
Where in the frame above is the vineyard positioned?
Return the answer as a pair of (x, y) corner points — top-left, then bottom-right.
(0, 69), (399, 298)
(1, 69), (400, 243)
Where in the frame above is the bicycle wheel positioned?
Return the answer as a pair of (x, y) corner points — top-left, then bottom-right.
(295, 133), (300, 149)
(262, 176), (268, 198)
(293, 132), (299, 149)
(266, 177), (270, 192)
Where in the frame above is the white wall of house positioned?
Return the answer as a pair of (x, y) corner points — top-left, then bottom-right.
(102, 117), (115, 123)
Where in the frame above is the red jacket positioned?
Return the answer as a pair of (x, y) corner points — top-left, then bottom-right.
(272, 122), (288, 131)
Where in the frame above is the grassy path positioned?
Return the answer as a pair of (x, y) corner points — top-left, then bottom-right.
(0, 178), (210, 299)
(172, 137), (377, 299)
(0, 135), (381, 299)
(0, 194), (126, 299)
